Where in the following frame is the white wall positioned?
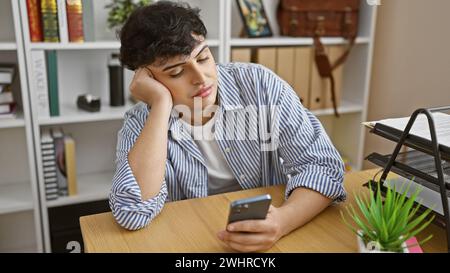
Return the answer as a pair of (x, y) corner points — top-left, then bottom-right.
(363, 0), (450, 168)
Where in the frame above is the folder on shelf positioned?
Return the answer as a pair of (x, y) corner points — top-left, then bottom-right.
(255, 47), (277, 72)
(276, 47), (295, 88)
(309, 46), (344, 110)
(293, 47), (311, 108)
(231, 48), (251, 63)
(324, 46), (344, 109)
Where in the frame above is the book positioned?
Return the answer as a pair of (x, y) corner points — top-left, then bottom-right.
(0, 102), (16, 114)
(31, 51), (50, 117)
(64, 135), (77, 196)
(0, 65), (15, 84)
(66, 0), (84, 42)
(26, 0), (44, 42)
(51, 128), (68, 196)
(41, 0), (60, 42)
(57, 0), (69, 43)
(81, 0), (95, 41)
(0, 86), (14, 104)
(41, 128), (59, 200)
(231, 48), (251, 63)
(46, 50), (59, 116)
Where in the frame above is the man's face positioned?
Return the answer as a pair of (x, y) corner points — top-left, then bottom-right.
(148, 40), (218, 114)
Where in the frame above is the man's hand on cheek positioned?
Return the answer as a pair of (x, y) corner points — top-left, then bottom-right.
(217, 205), (284, 252)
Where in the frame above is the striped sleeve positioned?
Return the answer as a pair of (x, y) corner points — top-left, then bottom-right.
(273, 75), (346, 202)
(109, 104), (168, 230)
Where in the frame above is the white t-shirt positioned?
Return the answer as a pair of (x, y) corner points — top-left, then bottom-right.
(180, 116), (242, 195)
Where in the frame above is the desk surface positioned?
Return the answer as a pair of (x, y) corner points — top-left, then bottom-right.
(80, 169), (447, 252)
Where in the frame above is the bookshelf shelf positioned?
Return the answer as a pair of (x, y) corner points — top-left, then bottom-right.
(29, 39), (220, 50)
(38, 102), (134, 125)
(312, 100), (363, 117)
(230, 36), (370, 47)
(0, 182), (34, 214)
(0, 42), (17, 51)
(0, 0), (43, 252)
(0, 114), (25, 129)
(46, 171), (112, 208)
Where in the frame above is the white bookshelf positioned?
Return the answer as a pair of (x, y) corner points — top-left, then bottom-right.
(230, 36), (371, 47)
(29, 39), (220, 50)
(312, 100), (364, 117)
(0, 182), (33, 214)
(39, 102), (133, 125)
(47, 171), (113, 208)
(0, 0), (43, 253)
(0, 42), (17, 50)
(0, 113), (25, 128)
(9, 0), (376, 252)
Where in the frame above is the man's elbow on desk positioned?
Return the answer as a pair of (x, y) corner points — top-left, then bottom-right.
(111, 209), (152, 231)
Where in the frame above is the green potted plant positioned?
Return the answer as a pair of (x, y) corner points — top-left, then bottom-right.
(341, 179), (435, 253)
(105, 0), (153, 30)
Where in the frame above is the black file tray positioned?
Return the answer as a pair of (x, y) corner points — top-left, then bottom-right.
(366, 151), (450, 193)
(366, 106), (450, 252)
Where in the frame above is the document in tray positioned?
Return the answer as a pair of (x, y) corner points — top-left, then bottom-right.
(362, 112), (450, 148)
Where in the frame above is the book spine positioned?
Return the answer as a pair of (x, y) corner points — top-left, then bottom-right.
(57, 0), (69, 43)
(26, 0), (44, 42)
(30, 51), (50, 117)
(293, 47), (312, 108)
(66, 0), (84, 42)
(41, 0), (60, 42)
(51, 128), (68, 196)
(46, 50), (59, 116)
(41, 129), (59, 200)
(64, 135), (77, 196)
(231, 48), (251, 63)
(81, 0), (95, 41)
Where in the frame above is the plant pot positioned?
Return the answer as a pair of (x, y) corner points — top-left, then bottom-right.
(356, 230), (409, 253)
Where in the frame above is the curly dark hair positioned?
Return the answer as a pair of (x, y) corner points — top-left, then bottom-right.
(119, 1), (207, 70)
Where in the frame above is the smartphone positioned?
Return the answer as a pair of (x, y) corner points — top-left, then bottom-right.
(227, 194), (272, 224)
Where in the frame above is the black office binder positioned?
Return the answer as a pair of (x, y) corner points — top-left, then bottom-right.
(364, 105), (450, 252)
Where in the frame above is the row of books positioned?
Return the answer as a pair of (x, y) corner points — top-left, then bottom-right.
(41, 127), (77, 201)
(0, 64), (17, 119)
(30, 50), (59, 117)
(231, 46), (344, 111)
(26, 0), (95, 43)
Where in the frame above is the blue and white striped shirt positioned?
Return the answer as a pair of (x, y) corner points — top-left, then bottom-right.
(109, 63), (346, 230)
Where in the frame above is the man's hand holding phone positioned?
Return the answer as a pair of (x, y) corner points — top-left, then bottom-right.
(217, 194), (285, 252)
(129, 67), (173, 108)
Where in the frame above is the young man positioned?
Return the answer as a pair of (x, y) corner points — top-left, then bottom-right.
(111, 1), (345, 252)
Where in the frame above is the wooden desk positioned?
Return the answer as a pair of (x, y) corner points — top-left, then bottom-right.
(80, 169), (447, 252)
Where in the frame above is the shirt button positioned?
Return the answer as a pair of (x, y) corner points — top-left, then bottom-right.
(224, 147), (231, 153)
(240, 174), (246, 180)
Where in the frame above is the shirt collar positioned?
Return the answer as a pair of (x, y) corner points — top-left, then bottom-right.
(216, 64), (245, 111)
